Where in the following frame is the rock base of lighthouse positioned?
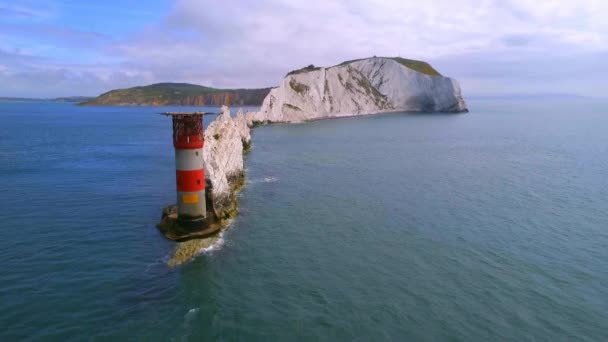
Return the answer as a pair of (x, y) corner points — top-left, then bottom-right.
(156, 205), (221, 241)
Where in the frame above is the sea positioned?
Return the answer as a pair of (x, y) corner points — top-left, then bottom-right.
(0, 99), (606, 341)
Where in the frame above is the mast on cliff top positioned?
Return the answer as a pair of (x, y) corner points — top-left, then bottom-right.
(162, 112), (206, 227)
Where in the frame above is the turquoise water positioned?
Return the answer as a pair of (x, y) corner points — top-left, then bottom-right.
(1, 100), (607, 341)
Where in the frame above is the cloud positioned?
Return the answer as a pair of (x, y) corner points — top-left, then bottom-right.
(501, 34), (534, 47)
(0, 0), (607, 97)
(0, 65), (151, 98)
(0, 4), (52, 20)
(0, 23), (110, 48)
(432, 48), (608, 96)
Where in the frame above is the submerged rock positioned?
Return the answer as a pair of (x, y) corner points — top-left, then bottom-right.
(251, 56), (467, 124)
(168, 235), (222, 267)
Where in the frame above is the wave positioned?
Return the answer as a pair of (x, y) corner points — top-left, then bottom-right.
(248, 176), (278, 184)
(199, 229), (225, 255)
(184, 307), (200, 321)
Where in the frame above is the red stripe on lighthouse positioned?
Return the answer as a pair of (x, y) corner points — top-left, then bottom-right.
(176, 169), (205, 192)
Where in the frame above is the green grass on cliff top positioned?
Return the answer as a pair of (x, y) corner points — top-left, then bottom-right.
(286, 57), (442, 77)
(338, 57), (441, 76)
(391, 57), (441, 76)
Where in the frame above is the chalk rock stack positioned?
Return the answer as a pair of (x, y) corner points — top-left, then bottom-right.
(202, 106), (250, 219)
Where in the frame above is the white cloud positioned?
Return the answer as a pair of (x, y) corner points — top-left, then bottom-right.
(122, 0), (608, 86)
(1, 0), (607, 97)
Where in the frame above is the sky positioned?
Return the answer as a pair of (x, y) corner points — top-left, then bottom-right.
(0, 0), (606, 98)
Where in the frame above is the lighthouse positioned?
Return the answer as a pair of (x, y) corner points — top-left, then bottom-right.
(163, 112), (206, 228)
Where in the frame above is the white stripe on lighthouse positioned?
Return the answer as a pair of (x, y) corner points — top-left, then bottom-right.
(175, 148), (204, 171)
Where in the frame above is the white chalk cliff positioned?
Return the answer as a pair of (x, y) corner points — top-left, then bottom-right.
(203, 106), (250, 219)
(249, 57), (467, 123)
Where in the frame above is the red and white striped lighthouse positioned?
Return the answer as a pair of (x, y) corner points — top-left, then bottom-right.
(163, 112), (206, 227)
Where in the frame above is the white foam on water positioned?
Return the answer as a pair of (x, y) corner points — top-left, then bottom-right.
(198, 230), (225, 255)
(172, 307), (200, 341)
(248, 176), (278, 184)
(196, 219), (235, 256)
(184, 307), (200, 321)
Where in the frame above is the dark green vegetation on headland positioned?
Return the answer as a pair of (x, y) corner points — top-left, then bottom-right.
(80, 82), (271, 106)
(286, 64), (321, 76)
(286, 56), (441, 77)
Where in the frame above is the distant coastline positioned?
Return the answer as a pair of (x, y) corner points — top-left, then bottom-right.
(0, 96), (93, 103)
(79, 83), (271, 107)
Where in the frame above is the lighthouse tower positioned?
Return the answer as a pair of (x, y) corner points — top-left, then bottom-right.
(163, 112), (206, 227)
